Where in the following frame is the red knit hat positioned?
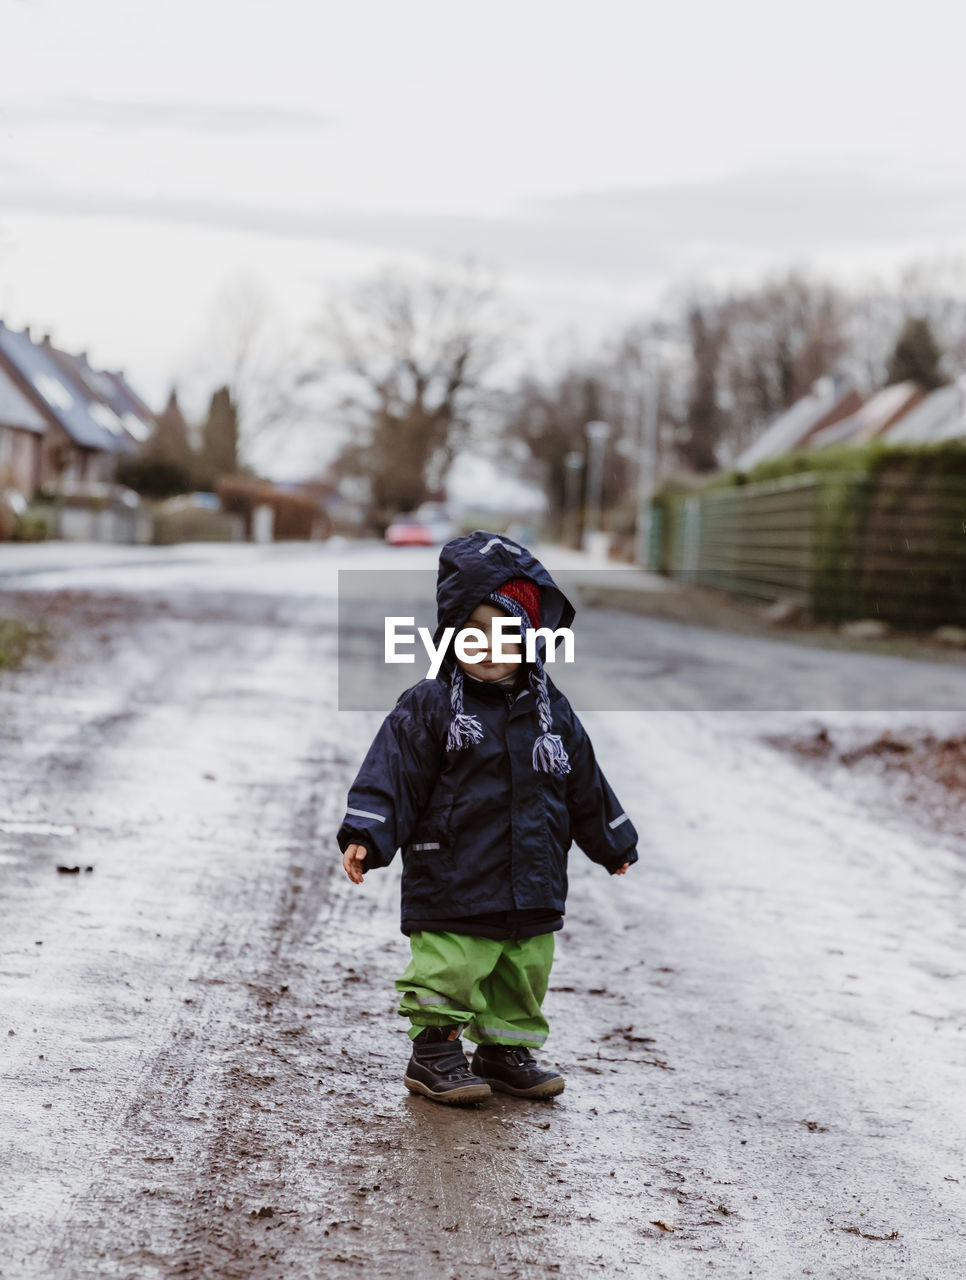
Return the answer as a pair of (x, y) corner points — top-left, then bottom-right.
(492, 577), (541, 630)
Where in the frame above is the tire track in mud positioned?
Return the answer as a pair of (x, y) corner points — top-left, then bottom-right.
(0, 593), (343, 1279)
(120, 745), (569, 1280)
(232, 736), (687, 1280)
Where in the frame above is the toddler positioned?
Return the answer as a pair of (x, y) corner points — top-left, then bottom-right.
(336, 530), (638, 1103)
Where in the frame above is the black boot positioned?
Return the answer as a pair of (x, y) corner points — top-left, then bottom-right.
(404, 1026), (492, 1105)
(471, 1044), (566, 1099)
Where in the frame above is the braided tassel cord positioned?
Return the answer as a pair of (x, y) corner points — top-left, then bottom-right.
(529, 656), (571, 776)
(447, 666), (484, 751)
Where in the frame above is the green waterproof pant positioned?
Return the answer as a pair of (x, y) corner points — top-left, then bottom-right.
(395, 930), (555, 1046)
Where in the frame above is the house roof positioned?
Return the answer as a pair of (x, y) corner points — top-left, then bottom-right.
(735, 380), (863, 469)
(0, 322), (132, 452)
(881, 379), (966, 445)
(102, 370), (156, 443)
(0, 363), (47, 434)
(44, 341), (143, 450)
(806, 381), (924, 449)
(46, 346), (153, 445)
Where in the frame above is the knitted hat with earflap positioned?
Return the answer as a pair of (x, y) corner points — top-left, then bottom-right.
(446, 576), (571, 776)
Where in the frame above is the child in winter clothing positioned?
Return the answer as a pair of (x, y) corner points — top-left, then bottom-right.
(336, 531), (638, 1104)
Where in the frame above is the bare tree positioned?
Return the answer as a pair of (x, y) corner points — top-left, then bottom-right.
(680, 299), (731, 472)
(317, 262), (507, 521)
(651, 270), (849, 468)
(501, 362), (599, 537)
(718, 271), (848, 454)
(499, 328), (660, 539)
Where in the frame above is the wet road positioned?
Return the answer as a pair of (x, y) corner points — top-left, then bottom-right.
(2, 543), (966, 1279)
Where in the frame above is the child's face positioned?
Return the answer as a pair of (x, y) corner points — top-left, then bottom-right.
(456, 603), (523, 683)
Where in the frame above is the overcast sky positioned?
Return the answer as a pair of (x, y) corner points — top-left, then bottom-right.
(2, 0), (965, 472)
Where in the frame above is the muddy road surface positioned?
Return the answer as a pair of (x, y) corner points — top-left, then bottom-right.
(2, 543), (966, 1279)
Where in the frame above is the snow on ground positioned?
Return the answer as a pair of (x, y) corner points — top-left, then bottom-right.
(0, 537), (657, 595)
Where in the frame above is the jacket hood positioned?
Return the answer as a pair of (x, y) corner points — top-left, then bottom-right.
(433, 530), (576, 654)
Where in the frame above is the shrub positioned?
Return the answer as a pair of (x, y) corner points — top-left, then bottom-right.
(115, 456), (194, 499)
(705, 438), (966, 491)
(11, 514), (49, 542)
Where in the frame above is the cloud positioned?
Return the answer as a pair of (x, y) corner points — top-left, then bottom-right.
(2, 167), (965, 279)
(0, 95), (333, 134)
(535, 168), (966, 251)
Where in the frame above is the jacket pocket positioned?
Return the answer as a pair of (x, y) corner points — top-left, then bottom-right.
(412, 785), (455, 845)
(402, 830), (452, 905)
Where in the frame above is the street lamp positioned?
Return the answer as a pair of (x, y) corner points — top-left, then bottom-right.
(582, 419), (610, 555)
(563, 450), (583, 549)
(634, 339), (661, 568)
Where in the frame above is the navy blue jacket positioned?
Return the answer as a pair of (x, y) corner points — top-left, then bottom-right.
(336, 531), (639, 936)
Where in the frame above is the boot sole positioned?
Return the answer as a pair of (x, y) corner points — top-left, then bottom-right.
(482, 1076), (566, 1100)
(404, 1075), (492, 1105)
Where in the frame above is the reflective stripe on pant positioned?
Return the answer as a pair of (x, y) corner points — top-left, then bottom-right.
(395, 930), (555, 1046)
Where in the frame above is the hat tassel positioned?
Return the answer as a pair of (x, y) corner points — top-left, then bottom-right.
(447, 711), (484, 751)
(529, 654), (571, 776)
(532, 730), (571, 775)
(447, 666), (484, 751)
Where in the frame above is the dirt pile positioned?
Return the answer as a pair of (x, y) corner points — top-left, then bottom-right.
(767, 724), (966, 841)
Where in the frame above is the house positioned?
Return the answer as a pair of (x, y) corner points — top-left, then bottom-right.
(0, 363), (47, 495)
(734, 377), (864, 470)
(0, 322), (139, 489)
(806, 381), (924, 450)
(45, 345), (154, 446)
(881, 377), (966, 445)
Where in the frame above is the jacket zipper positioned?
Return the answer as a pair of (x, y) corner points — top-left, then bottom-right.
(504, 685), (526, 931)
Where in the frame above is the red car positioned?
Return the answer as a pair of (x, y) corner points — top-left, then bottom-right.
(385, 516), (434, 546)
(385, 507), (456, 546)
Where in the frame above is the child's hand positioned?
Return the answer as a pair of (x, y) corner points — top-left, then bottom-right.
(614, 862), (631, 875)
(343, 843), (368, 884)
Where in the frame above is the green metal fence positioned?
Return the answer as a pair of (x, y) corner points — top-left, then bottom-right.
(654, 470), (966, 627)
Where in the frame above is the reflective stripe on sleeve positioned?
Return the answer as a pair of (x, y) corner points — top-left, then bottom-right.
(608, 812), (630, 829)
(346, 806), (387, 823)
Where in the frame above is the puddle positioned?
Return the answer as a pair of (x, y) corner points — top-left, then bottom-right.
(0, 820), (78, 837)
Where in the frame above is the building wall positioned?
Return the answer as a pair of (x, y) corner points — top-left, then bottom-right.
(0, 425), (41, 495)
(38, 422), (90, 488)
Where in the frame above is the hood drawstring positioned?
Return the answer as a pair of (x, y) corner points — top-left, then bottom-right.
(528, 653), (571, 776)
(445, 584), (571, 777)
(446, 661), (485, 752)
